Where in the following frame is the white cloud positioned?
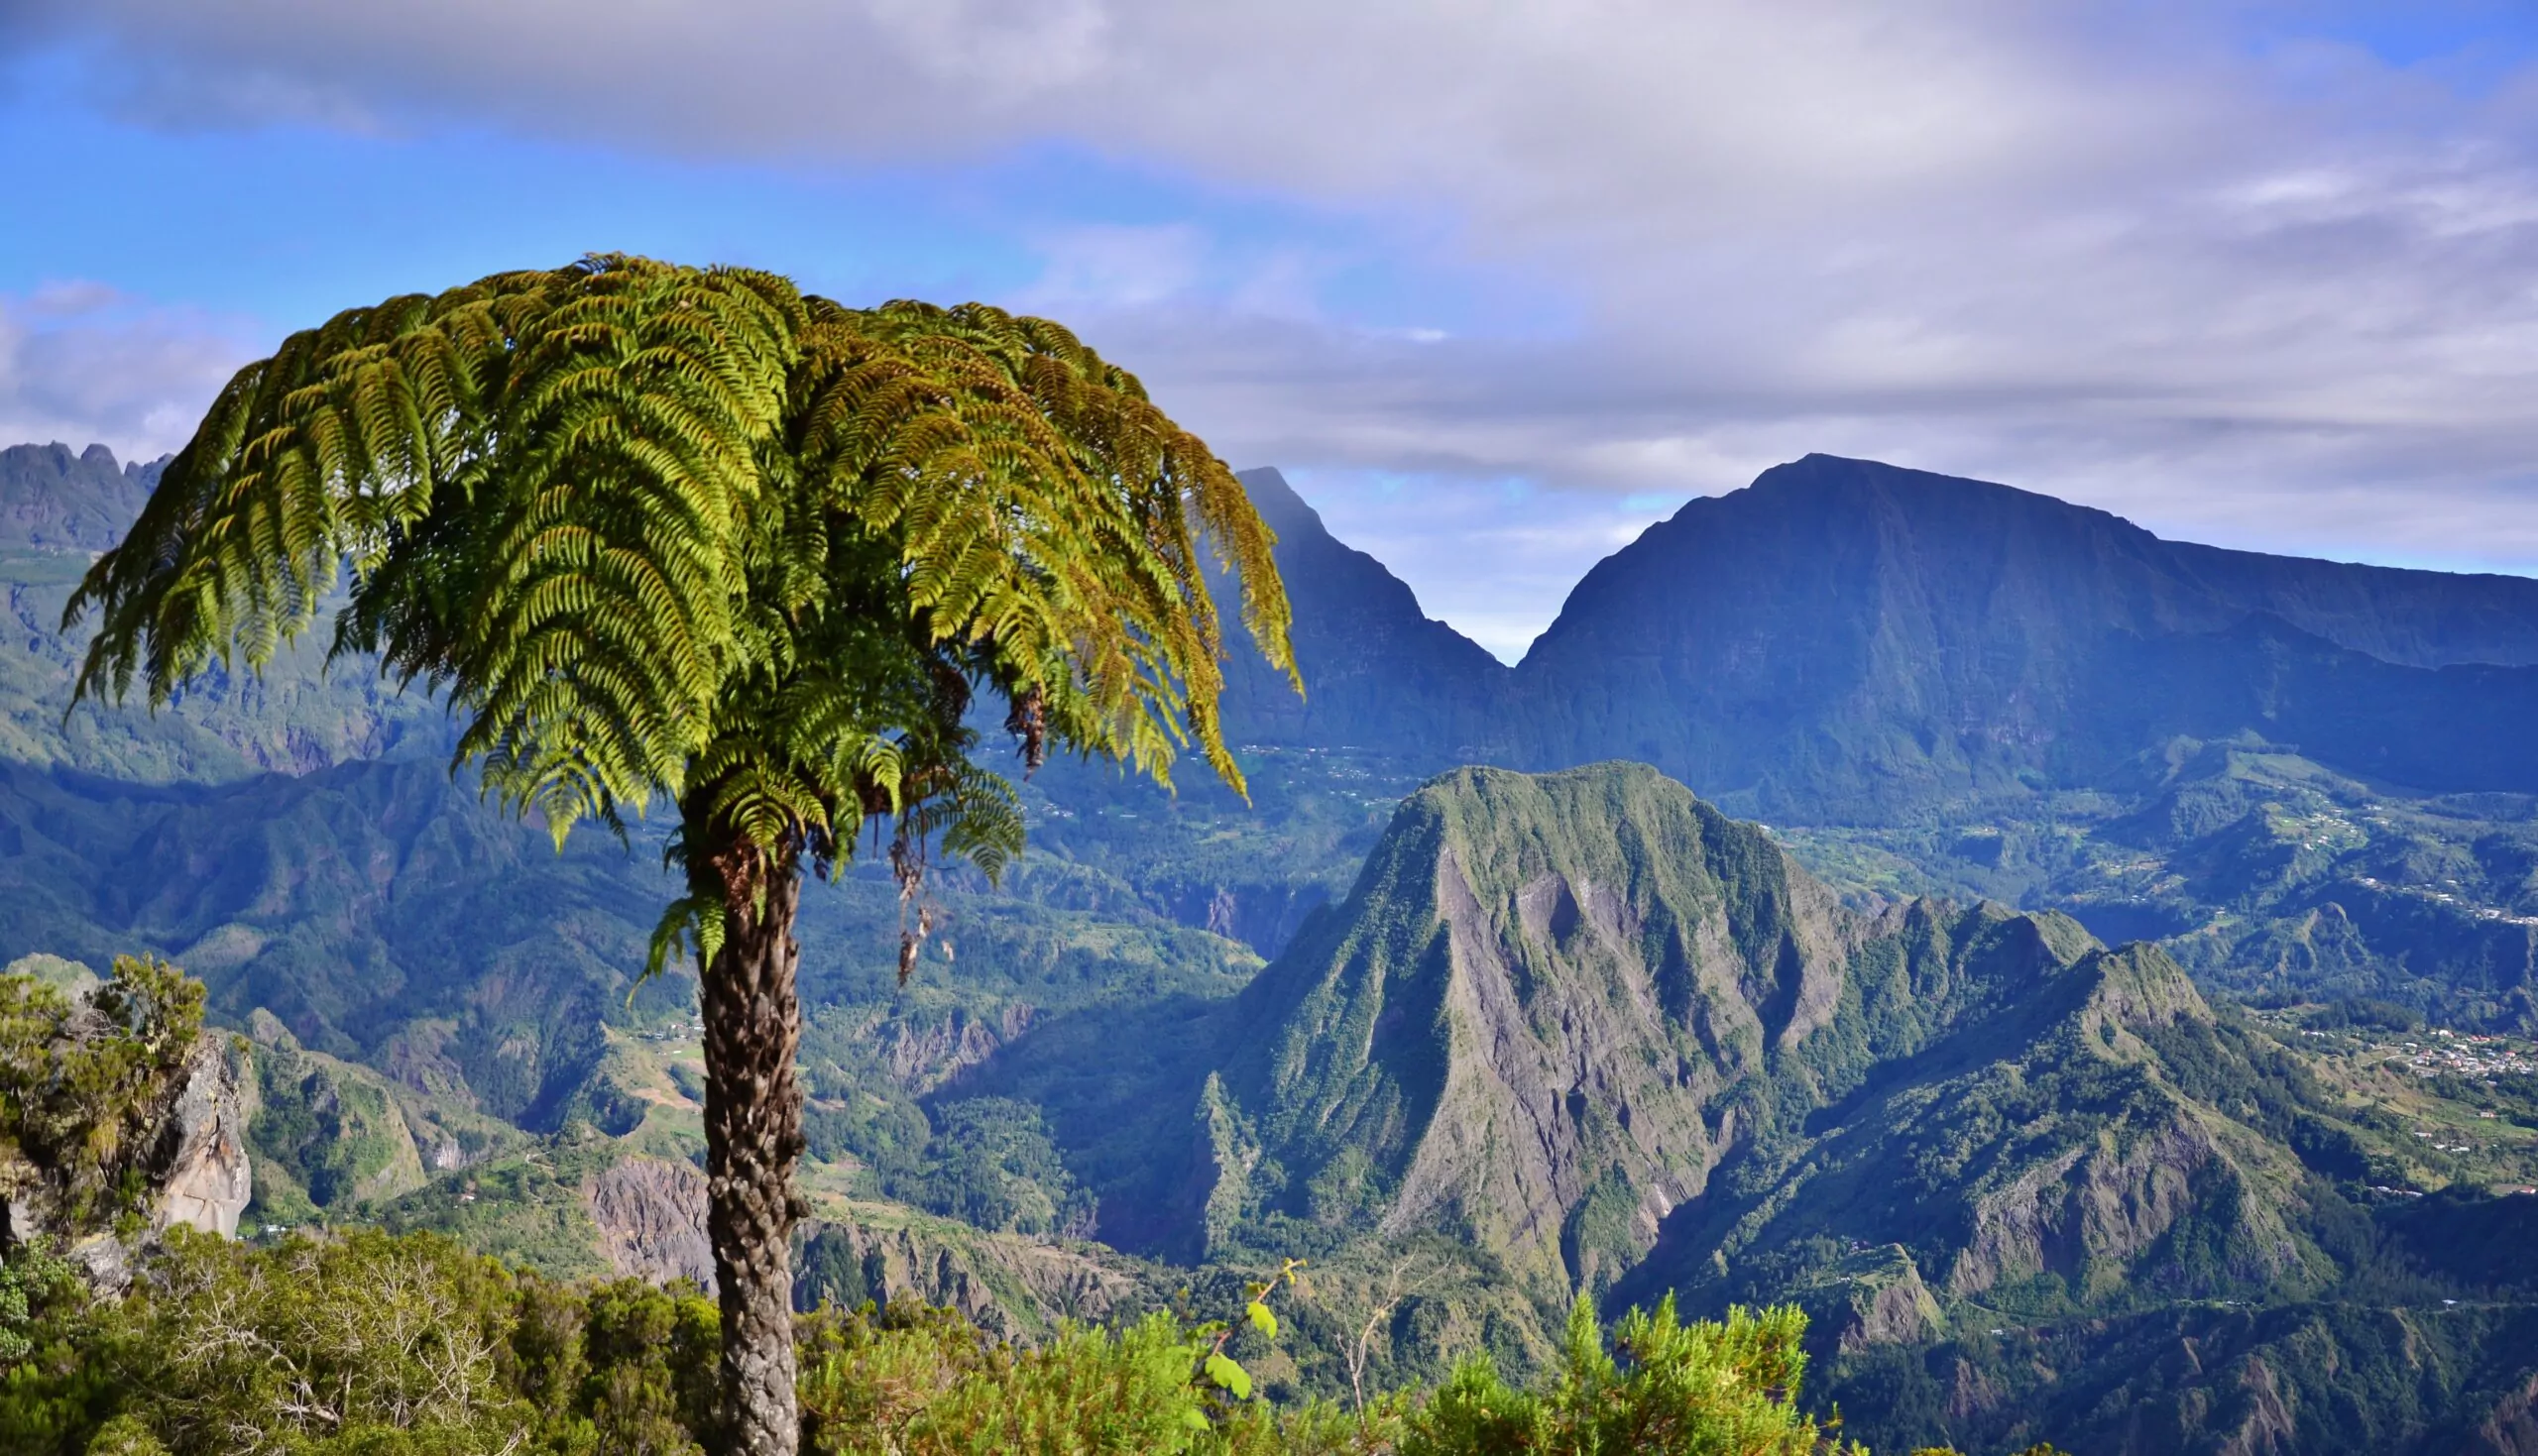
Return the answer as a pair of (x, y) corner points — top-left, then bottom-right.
(0, 284), (251, 461)
(1013, 224), (1211, 312)
(11, 1), (2538, 647)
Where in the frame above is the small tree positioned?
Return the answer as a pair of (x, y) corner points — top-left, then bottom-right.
(67, 256), (1295, 1454)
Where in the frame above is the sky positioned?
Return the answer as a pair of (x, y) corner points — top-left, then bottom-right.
(4, 3), (2538, 660)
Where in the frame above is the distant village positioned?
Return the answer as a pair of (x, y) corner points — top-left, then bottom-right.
(2365, 1028), (2535, 1081)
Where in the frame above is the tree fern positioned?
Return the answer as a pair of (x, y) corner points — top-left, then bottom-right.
(65, 253), (1296, 1456)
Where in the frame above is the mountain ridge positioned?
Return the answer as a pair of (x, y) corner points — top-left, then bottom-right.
(1214, 467), (1510, 762)
(1508, 453), (2538, 819)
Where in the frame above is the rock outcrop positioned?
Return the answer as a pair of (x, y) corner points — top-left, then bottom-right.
(1823, 1248), (1945, 1355)
(0, 972), (253, 1267)
(584, 1155), (717, 1292)
(792, 1211), (1144, 1341)
(2478, 1371), (2538, 1456)
(148, 1037), (254, 1238)
(574, 1155), (1143, 1343)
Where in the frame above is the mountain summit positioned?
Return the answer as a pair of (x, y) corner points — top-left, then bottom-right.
(1509, 454), (2538, 818)
(1215, 468), (1508, 762)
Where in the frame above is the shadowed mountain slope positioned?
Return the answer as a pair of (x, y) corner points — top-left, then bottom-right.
(1511, 454), (2538, 820)
(1212, 468), (1511, 762)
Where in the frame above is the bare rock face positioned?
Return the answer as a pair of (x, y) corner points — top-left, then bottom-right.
(878, 1004), (1037, 1094)
(1831, 1250), (1944, 1355)
(792, 1214), (1142, 1342)
(578, 1153), (1142, 1344)
(1368, 846), (1735, 1288)
(2479, 1371), (2538, 1456)
(584, 1156), (717, 1293)
(2222, 1356), (2299, 1456)
(65, 1230), (134, 1296)
(10, 1029), (253, 1293)
(149, 1038), (254, 1239)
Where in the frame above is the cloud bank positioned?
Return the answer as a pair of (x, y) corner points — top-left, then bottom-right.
(0, 282), (248, 465)
(10, 2), (2538, 655)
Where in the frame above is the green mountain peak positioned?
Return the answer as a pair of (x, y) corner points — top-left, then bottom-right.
(1193, 762), (2100, 1302)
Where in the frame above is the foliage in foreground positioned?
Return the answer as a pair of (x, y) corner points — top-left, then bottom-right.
(0, 955), (205, 1239)
(0, 1225), (1988, 1456)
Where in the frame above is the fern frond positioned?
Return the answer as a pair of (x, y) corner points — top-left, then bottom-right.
(71, 254), (1294, 944)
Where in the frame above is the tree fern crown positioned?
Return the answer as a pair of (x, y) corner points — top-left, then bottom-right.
(66, 255), (1298, 970)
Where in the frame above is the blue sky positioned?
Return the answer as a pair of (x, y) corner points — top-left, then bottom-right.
(5, 3), (2538, 659)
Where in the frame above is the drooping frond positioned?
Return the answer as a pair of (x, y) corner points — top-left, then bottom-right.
(70, 256), (1297, 961)
(790, 296), (1296, 795)
(66, 270), (550, 706)
(70, 256), (805, 841)
(428, 260), (802, 837)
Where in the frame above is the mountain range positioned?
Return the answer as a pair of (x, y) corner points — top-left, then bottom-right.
(1227, 453), (2538, 821)
(958, 759), (2538, 1452)
(6, 438), (2538, 1453)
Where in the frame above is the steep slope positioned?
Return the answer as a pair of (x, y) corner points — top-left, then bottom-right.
(0, 443), (159, 551)
(1645, 945), (2348, 1329)
(1123, 763), (2098, 1293)
(1211, 468), (1510, 762)
(1512, 454), (2538, 820)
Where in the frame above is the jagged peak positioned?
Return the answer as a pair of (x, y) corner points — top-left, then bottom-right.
(2063, 941), (2213, 1043)
(1232, 465), (1323, 536)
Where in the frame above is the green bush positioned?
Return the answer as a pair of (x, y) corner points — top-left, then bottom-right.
(103, 1226), (532, 1454)
(798, 1302), (1220, 1454)
(0, 1226), (1973, 1455)
(1398, 1296), (1853, 1456)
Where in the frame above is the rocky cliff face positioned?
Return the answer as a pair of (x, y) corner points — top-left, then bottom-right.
(585, 1155), (717, 1292)
(573, 1149), (1145, 1342)
(0, 994), (254, 1293)
(0, 962), (252, 1243)
(149, 1037), (254, 1238)
(793, 1212), (1145, 1341)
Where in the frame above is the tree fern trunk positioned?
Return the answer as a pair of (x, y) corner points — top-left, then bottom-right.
(699, 839), (806, 1456)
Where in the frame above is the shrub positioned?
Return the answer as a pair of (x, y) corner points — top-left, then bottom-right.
(108, 1226), (530, 1455)
(0, 1227), (1936, 1456)
(799, 1303), (1215, 1454)
(1399, 1296), (1856, 1456)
